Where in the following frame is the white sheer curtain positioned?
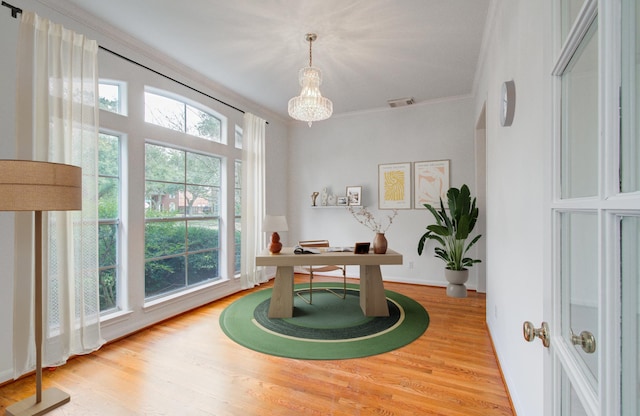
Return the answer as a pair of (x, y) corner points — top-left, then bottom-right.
(13, 11), (104, 378)
(240, 113), (267, 288)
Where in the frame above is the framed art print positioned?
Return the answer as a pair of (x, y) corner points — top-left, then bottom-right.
(346, 186), (362, 206)
(378, 162), (411, 209)
(414, 159), (450, 209)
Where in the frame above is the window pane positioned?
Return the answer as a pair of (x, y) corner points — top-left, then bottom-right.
(186, 105), (221, 142)
(621, 216), (640, 415)
(145, 256), (186, 298)
(561, 0), (587, 41)
(98, 224), (117, 267)
(188, 220), (219, 251)
(561, 212), (599, 384)
(99, 268), (117, 311)
(235, 160), (242, 189)
(235, 189), (241, 216)
(145, 144), (185, 182)
(235, 159), (242, 276)
(235, 218), (241, 273)
(561, 21), (599, 199)
(145, 92), (185, 132)
(99, 82), (121, 114)
(187, 252), (219, 285)
(235, 128), (243, 149)
(146, 182), (184, 218)
(186, 152), (220, 186)
(621, 1), (640, 193)
(561, 366), (590, 415)
(185, 185), (217, 216)
(99, 177), (119, 219)
(99, 133), (119, 177)
(98, 133), (120, 314)
(145, 221), (186, 258)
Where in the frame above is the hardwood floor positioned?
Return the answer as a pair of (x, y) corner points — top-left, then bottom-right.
(0, 276), (514, 416)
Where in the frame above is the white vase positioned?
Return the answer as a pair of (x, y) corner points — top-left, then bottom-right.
(444, 268), (469, 298)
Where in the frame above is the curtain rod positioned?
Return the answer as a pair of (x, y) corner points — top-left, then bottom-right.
(2, 1), (21, 17)
(2, 1), (266, 123)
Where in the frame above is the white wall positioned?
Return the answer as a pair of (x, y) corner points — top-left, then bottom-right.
(473, 1), (553, 415)
(287, 96), (479, 287)
(1, 3), (555, 413)
(0, 0), (288, 383)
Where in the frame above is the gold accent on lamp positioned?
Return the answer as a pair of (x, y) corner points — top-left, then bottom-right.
(263, 215), (288, 254)
(288, 33), (333, 127)
(1, 160), (82, 416)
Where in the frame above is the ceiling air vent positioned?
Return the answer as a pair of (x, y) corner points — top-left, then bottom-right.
(387, 97), (415, 108)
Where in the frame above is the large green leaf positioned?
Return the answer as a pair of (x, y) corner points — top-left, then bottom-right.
(417, 184), (482, 270)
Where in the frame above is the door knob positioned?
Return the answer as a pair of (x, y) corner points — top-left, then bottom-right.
(523, 321), (550, 348)
(571, 330), (596, 354)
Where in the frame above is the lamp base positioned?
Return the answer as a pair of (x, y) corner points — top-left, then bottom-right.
(269, 232), (283, 254)
(6, 387), (70, 416)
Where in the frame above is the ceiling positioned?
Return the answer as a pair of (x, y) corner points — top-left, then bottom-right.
(59, 0), (491, 120)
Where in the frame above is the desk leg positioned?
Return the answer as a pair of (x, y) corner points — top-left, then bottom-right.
(359, 265), (390, 317)
(268, 266), (294, 318)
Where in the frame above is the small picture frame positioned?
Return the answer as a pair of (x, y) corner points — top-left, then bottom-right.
(336, 196), (348, 206)
(346, 186), (362, 206)
(354, 242), (370, 254)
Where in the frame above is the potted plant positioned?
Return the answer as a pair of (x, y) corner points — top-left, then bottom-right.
(417, 184), (482, 297)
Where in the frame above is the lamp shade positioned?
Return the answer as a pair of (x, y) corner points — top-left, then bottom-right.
(0, 160), (82, 212)
(263, 215), (288, 232)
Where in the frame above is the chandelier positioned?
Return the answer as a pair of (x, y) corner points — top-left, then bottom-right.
(288, 33), (333, 127)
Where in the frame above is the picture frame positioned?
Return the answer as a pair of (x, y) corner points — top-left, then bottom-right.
(413, 160), (450, 209)
(354, 242), (370, 254)
(346, 186), (362, 206)
(336, 196), (348, 206)
(378, 162), (411, 209)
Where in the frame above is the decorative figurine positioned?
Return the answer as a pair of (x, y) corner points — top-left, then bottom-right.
(311, 191), (319, 206)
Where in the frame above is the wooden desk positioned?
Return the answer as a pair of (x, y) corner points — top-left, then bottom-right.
(256, 248), (403, 318)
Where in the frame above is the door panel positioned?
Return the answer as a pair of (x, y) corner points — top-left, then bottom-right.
(561, 21), (599, 199)
(548, 0), (639, 415)
(621, 215), (639, 414)
(560, 212), (599, 383)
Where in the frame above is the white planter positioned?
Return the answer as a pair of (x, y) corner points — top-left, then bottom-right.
(444, 268), (469, 298)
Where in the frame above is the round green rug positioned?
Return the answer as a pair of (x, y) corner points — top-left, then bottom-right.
(219, 283), (429, 359)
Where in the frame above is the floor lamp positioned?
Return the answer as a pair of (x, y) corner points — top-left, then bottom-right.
(1, 160), (82, 416)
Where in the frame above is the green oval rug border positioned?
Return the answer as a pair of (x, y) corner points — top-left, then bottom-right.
(220, 283), (430, 360)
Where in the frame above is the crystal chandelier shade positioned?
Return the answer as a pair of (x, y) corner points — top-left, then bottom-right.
(288, 34), (333, 127)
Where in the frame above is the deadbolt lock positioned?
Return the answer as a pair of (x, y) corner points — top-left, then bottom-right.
(571, 330), (596, 354)
(523, 321), (550, 348)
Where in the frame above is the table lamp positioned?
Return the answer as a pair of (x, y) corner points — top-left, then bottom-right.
(263, 215), (288, 254)
(1, 160), (82, 416)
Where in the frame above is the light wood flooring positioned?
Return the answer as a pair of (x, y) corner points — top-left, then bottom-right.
(0, 276), (514, 416)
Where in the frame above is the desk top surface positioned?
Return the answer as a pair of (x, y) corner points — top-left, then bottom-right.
(255, 247), (403, 267)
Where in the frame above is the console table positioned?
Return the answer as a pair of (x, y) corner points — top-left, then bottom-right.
(255, 247), (403, 318)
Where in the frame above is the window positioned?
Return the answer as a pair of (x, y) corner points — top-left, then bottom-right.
(97, 52), (241, 343)
(144, 143), (222, 299)
(235, 126), (243, 149)
(234, 159), (242, 274)
(98, 132), (120, 312)
(99, 81), (126, 115)
(144, 90), (222, 142)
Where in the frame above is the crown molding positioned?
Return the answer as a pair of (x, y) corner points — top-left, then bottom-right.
(36, 0), (286, 125)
